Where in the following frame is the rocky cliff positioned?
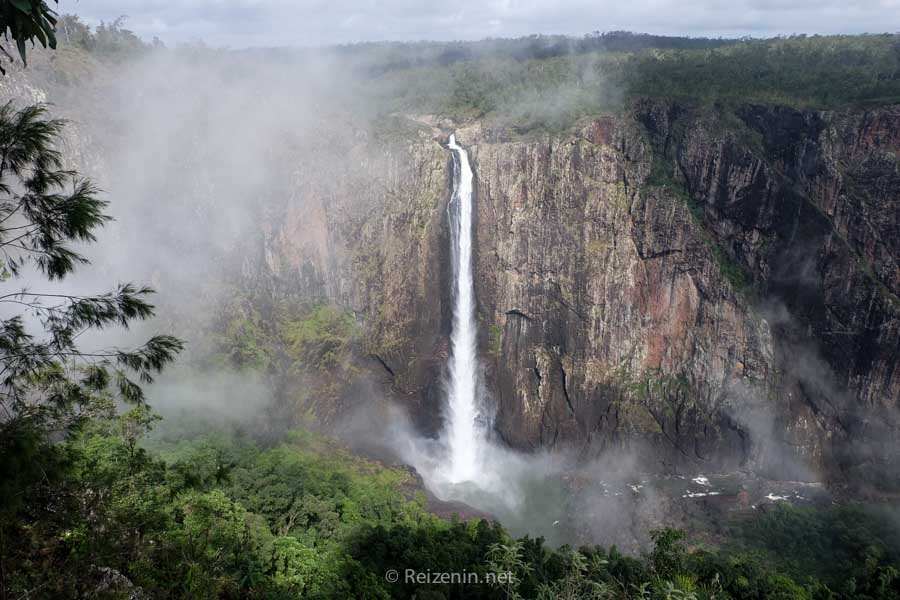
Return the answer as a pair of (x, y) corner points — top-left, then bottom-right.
(2, 52), (897, 493)
(259, 102), (899, 493)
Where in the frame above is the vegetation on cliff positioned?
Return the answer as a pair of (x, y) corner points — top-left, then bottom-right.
(361, 33), (900, 132)
(18, 20), (900, 133)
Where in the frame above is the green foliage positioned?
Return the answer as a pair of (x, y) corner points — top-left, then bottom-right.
(87, 17), (148, 57)
(2, 424), (432, 597)
(648, 529), (688, 580)
(0, 0), (57, 73)
(212, 302), (359, 375)
(204, 301), (363, 432)
(711, 245), (750, 291)
(4, 416), (900, 598)
(355, 33), (900, 133)
(282, 304), (359, 372)
(54, 14), (150, 57)
(487, 540), (532, 599)
(0, 101), (107, 277)
(488, 323), (503, 356)
(0, 102), (182, 595)
(370, 51), (624, 133)
(624, 35), (900, 109)
(219, 308), (274, 370)
(726, 503), (900, 596)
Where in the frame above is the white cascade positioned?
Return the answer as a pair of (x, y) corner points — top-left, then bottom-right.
(445, 133), (480, 483)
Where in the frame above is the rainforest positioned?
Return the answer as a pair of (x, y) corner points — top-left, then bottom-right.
(1, 3), (900, 598)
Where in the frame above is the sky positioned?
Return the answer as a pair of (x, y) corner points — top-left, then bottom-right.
(70, 0), (900, 48)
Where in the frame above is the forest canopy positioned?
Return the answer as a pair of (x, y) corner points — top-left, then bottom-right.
(1, 14), (900, 600)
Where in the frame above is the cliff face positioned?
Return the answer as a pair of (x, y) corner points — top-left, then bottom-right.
(261, 124), (454, 433)
(263, 103), (899, 491)
(673, 103), (900, 489)
(461, 118), (774, 478)
(3, 55), (896, 491)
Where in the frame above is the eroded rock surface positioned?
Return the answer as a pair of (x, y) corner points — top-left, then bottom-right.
(4, 56), (897, 493)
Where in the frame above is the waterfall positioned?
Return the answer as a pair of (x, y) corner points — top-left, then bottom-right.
(445, 133), (480, 483)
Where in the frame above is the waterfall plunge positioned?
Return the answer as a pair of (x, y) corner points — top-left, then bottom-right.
(445, 134), (481, 483)
(388, 134), (541, 525)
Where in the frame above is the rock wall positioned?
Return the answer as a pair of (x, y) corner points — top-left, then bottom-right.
(4, 52), (897, 491)
(673, 103), (900, 490)
(267, 102), (899, 491)
(459, 118), (774, 479)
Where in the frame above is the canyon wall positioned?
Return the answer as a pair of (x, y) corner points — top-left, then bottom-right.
(3, 55), (897, 491)
(263, 103), (899, 491)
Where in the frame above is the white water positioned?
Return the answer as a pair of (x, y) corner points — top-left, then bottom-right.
(445, 134), (480, 483)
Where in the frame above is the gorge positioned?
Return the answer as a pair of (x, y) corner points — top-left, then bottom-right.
(300, 104), (899, 500)
(1, 33), (898, 548)
(3, 22), (900, 596)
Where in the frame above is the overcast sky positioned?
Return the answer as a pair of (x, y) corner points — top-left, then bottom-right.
(70, 0), (900, 48)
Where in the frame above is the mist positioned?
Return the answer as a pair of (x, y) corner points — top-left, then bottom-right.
(3, 6), (900, 595)
(0, 44), (808, 549)
(2, 29), (896, 556)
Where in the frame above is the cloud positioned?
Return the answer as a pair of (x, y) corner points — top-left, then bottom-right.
(70, 0), (900, 48)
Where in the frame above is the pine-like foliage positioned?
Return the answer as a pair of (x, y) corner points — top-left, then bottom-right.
(0, 102), (183, 515)
(0, 0), (58, 73)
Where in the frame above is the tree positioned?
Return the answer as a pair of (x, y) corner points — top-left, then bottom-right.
(0, 0), (58, 73)
(0, 100), (183, 518)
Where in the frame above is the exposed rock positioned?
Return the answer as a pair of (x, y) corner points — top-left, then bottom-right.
(463, 115), (774, 478)
(273, 101), (899, 493)
(3, 53), (897, 495)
